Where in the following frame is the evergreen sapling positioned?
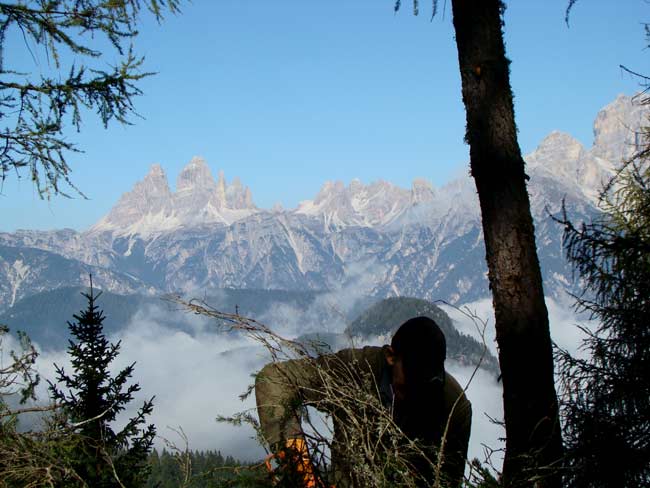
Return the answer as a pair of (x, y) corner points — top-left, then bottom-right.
(48, 284), (156, 487)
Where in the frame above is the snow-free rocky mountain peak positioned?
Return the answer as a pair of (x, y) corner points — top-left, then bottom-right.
(592, 93), (646, 161)
(0, 94), (646, 311)
(90, 156), (257, 235)
(295, 179), (414, 229)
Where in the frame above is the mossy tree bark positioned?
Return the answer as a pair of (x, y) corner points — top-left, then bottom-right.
(449, 1), (563, 486)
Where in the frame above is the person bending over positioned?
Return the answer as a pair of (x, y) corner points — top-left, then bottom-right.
(255, 316), (472, 487)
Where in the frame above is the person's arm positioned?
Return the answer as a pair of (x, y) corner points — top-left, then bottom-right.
(255, 346), (381, 447)
(255, 357), (327, 487)
(255, 357), (320, 447)
(255, 348), (379, 488)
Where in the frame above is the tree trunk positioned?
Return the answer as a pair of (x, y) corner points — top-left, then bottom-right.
(449, 1), (563, 486)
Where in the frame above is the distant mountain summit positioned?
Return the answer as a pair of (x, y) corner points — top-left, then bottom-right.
(592, 93), (646, 162)
(90, 156), (258, 236)
(0, 94), (646, 310)
(526, 94), (645, 203)
(295, 179), (412, 229)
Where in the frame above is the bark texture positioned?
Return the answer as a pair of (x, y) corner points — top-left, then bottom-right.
(449, 1), (563, 486)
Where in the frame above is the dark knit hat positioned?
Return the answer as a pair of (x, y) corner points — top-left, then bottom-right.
(391, 316), (447, 383)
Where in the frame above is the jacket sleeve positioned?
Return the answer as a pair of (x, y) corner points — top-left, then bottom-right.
(254, 358), (318, 447)
(254, 347), (380, 448)
(440, 373), (472, 487)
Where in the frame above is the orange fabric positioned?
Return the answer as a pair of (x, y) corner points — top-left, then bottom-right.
(286, 438), (317, 487)
(264, 438), (334, 488)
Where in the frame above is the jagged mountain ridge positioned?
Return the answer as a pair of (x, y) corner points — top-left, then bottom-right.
(91, 157), (257, 235)
(0, 94), (645, 311)
(90, 93), (643, 236)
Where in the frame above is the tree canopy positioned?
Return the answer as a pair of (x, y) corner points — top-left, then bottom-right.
(0, 0), (180, 197)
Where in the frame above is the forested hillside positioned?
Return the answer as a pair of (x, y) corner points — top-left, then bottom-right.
(347, 296), (499, 374)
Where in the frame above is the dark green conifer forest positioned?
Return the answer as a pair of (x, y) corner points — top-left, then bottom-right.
(145, 449), (265, 488)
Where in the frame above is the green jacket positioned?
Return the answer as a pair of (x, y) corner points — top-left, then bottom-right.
(255, 346), (472, 487)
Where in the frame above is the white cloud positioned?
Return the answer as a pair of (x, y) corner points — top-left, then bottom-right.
(447, 362), (504, 468)
(24, 308), (268, 460)
(441, 296), (595, 357)
(257, 258), (387, 338)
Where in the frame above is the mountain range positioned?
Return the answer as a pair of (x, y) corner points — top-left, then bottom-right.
(0, 94), (646, 314)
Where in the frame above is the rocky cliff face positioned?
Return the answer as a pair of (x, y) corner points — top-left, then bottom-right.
(525, 95), (645, 203)
(592, 94), (646, 162)
(0, 244), (153, 310)
(90, 156), (258, 236)
(295, 179), (412, 229)
(0, 94), (644, 310)
(92, 163), (175, 235)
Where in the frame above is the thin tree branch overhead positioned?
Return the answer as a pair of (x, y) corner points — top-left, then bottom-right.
(0, 0), (181, 198)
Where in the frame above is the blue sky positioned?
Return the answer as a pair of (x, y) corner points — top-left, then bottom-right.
(2, 0), (648, 231)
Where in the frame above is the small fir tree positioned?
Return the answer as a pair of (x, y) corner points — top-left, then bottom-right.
(49, 283), (156, 487)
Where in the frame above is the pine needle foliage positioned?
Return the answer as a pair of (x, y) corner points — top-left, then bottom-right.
(0, 0), (181, 197)
(0, 325), (39, 406)
(556, 94), (650, 487)
(48, 284), (156, 487)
